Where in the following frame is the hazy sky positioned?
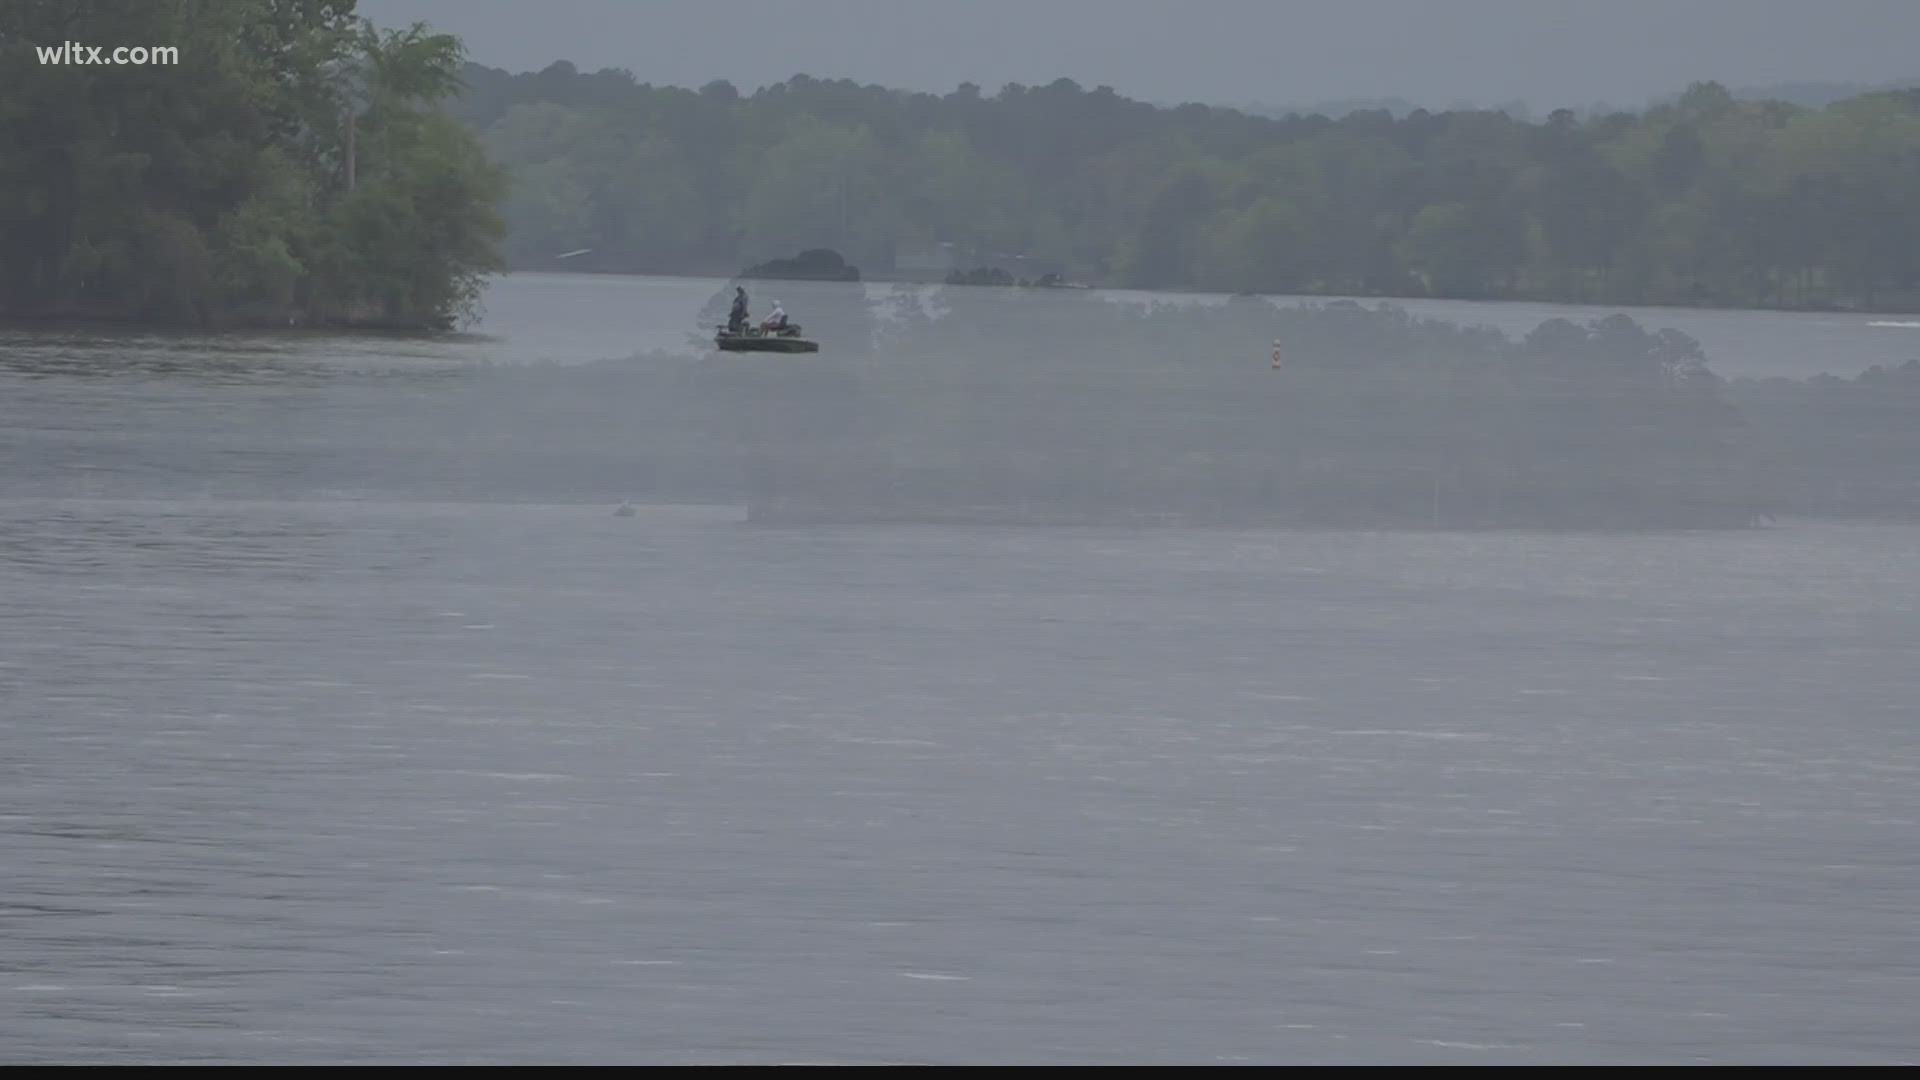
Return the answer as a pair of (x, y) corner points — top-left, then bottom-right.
(359, 0), (1920, 109)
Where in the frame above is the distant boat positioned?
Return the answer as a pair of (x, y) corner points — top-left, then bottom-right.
(556, 248), (593, 260)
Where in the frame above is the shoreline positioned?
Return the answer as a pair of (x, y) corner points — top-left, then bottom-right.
(12, 271), (1920, 333)
(495, 267), (1920, 319)
(0, 306), (459, 334)
(0, 315), (470, 337)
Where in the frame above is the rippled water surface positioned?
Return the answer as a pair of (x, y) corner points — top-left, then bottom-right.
(2, 276), (1916, 1063)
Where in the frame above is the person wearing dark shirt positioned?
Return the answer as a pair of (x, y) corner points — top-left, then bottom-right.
(727, 286), (749, 332)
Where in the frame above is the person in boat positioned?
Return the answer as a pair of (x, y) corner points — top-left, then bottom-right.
(761, 301), (788, 332)
(727, 286), (750, 332)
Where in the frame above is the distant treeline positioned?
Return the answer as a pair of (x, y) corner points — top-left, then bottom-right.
(0, 1), (503, 329)
(457, 65), (1920, 311)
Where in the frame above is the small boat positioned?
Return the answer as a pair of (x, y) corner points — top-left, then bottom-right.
(715, 323), (820, 353)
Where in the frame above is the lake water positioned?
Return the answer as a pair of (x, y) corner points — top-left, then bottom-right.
(2, 275), (1916, 1064)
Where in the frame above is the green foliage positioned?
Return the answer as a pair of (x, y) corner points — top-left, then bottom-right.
(463, 68), (1920, 309)
(0, 0), (503, 328)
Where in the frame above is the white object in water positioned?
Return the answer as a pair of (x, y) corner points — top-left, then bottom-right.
(614, 500), (636, 517)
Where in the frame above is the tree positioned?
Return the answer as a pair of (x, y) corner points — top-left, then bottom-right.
(0, 1), (503, 328)
(449, 59), (1920, 311)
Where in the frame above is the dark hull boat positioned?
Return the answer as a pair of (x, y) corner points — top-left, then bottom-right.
(715, 324), (819, 353)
